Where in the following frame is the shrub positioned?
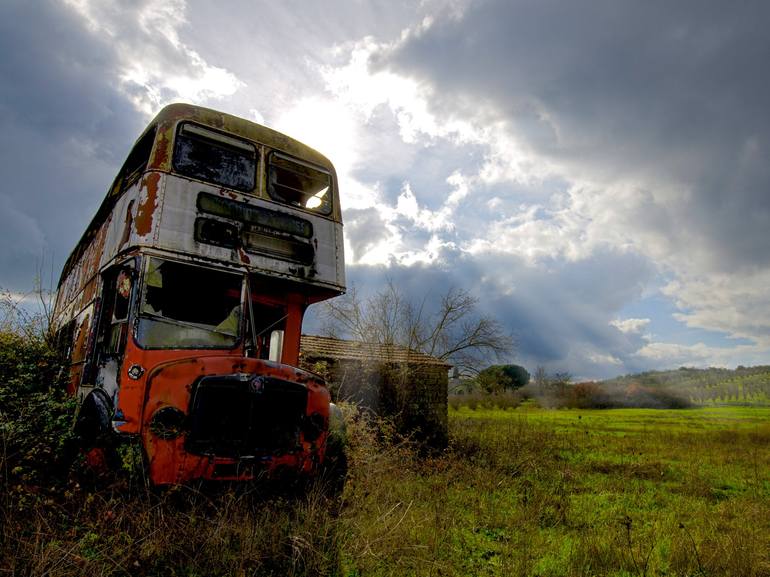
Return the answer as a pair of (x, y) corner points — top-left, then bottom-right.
(563, 381), (613, 409)
(0, 330), (76, 488)
(449, 390), (523, 411)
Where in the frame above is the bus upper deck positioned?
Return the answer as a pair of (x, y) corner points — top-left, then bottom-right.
(54, 103), (345, 328)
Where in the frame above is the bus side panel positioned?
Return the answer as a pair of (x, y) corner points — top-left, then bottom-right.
(53, 177), (151, 391)
(334, 220), (346, 291)
(102, 183), (145, 264)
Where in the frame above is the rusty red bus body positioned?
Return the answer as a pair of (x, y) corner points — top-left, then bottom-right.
(51, 104), (345, 484)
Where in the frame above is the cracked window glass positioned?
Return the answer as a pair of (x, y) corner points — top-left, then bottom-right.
(173, 123), (256, 192)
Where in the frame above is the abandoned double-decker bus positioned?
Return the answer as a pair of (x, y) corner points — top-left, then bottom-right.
(51, 103), (345, 484)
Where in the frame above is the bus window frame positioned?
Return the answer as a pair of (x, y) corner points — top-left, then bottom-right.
(171, 121), (258, 194)
(110, 126), (158, 198)
(245, 295), (288, 361)
(267, 151), (334, 216)
(103, 262), (138, 357)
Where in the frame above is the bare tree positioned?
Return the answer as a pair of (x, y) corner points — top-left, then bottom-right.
(1, 280), (55, 343)
(533, 366), (548, 392)
(320, 280), (513, 375)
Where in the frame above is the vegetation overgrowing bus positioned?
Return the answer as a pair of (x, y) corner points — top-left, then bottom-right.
(51, 104), (346, 485)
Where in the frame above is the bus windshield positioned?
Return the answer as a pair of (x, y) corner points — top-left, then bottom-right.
(136, 258), (242, 349)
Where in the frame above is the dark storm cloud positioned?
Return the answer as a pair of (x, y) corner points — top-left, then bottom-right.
(0, 0), (144, 290)
(381, 0), (770, 274)
(471, 249), (656, 378)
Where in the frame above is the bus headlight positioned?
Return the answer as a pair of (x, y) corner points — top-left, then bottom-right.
(128, 364), (145, 379)
(149, 406), (187, 440)
(302, 412), (326, 442)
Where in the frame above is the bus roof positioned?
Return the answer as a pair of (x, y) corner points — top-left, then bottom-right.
(149, 103), (335, 172)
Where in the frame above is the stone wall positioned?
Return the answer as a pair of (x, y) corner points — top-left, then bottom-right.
(302, 357), (448, 447)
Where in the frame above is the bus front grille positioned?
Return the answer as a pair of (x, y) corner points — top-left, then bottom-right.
(186, 374), (308, 457)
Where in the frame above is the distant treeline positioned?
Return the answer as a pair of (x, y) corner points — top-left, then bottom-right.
(450, 365), (770, 410)
(599, 365), (770, 407)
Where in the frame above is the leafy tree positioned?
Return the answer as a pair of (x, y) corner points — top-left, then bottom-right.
(476, 364), (529, 392)
(499, 364), (530, 388)
(475, 365), (512, 393)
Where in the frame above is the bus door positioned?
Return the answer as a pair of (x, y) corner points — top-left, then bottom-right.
(87, 262), (137, 406)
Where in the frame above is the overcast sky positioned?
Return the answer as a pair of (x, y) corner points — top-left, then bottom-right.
(2, 0), (769, 378)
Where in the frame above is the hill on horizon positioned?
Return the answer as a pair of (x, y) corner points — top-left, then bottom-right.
(598, 365), (770, 407)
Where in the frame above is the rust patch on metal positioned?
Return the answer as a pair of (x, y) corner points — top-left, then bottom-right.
(67, 366), (82, 395)
(136, 173), (161, 236)
(91, 220), (109, 272)
(120, 199), (135, 248)
(72, 314), (91, 363)
(216, 187), (238, 200)
(152, 130), (170, 167)
(238, 248), (251, 264)
(82, 278), (97, 305)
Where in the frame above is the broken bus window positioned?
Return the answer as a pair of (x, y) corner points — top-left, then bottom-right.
(137, 258), (243, 348)
(268, 152), (332, 215)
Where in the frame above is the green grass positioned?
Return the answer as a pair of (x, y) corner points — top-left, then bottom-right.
(3, 406), (769, 576)
(454, 404), (770, 431)
(336, 406), (770, 576)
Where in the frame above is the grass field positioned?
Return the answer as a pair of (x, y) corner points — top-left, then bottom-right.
(337, 405), (770, 576)
(3, 405), (769, 576)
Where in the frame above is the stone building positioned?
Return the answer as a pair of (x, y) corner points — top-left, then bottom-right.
(299, 334), (451, 446)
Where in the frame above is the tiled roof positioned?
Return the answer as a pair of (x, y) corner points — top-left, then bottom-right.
(300, 334), (451, 367)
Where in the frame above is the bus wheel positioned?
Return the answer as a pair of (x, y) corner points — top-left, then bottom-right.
(73, 391), (120, 478)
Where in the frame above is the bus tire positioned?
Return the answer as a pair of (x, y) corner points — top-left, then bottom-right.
(73, 390), (120, 476)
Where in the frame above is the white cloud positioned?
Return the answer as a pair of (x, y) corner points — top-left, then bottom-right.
(611, 318), (651, 334)
(63, 0), (243, 115)
(663, 271), (770, 346)
(322, 36), (495, 147)
(587, 352), (623, 366)
(365, 1), (770, 370)
(272, 96), (359, 175)
(633, 340), (767, 369)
